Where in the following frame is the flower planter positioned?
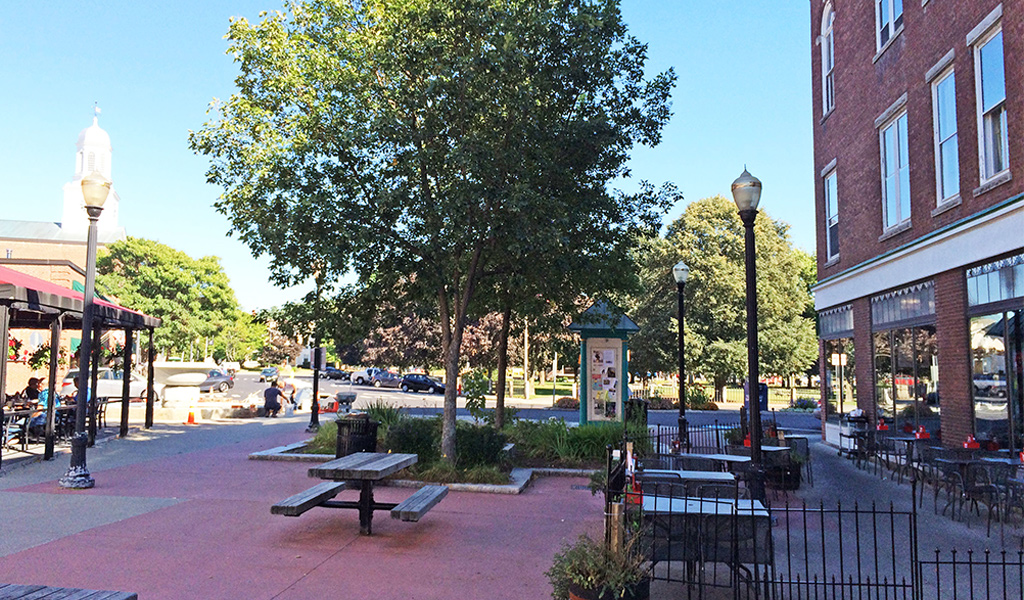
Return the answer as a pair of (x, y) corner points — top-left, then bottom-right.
(568, 579), (650, 600)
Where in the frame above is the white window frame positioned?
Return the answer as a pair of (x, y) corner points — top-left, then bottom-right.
(824, 169), (839, 261)
(821, 3), (836, 115)
(875, 0), (904, 52)
(879, 111), (911, 230)
(973, 25), (1009, 183)
(931, 68), (960, 204)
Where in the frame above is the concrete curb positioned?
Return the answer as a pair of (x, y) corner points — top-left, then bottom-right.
(248, 442), (598, 494)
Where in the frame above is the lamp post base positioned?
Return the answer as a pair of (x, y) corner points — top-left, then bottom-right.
(58, 465), (95, 489)
(677, 415), (689, 452)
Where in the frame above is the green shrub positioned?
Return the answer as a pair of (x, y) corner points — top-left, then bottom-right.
(385, 417), (441, 464)
(456, 421), (506, 467)
(555, 396), (580, 409)
(304, 420), (338, 454)
(365, 399), (405, 431)
(899, 403), (935, 418)
(790, 398), (817, 410)
(686, 385), (711, 408)
(646, 395), (676, 410)
(462, 369), (491, 423)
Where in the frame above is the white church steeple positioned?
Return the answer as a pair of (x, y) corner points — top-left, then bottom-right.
(61, 105), (120, 235)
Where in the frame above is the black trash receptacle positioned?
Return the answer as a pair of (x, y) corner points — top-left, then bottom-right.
(335, 416), (380, 458)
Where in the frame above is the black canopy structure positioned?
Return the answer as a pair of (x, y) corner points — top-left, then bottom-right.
(0, 265), (161, 464)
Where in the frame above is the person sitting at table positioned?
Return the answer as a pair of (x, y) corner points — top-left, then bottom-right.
(264, 380), (285, 418)
(27, 384), (59, 439)
(22, 378), (42, 405)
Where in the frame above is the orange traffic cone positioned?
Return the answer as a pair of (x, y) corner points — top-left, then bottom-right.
(185, 406), (197, 425)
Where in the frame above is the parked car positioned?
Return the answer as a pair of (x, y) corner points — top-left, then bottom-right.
(259, 367), (279, 384)
(351, 367), (382, 385)
(320, 367), (350, 381)
(60, 368), (157, 401)
(401, 373), (445, 394)
(200, 369), (235, 393)
(370, 370), (402, 388)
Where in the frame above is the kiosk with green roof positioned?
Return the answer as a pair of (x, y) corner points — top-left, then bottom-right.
(567, 300), (640, 425)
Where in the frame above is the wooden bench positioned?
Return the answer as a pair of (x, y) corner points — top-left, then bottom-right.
(390, 485), (449, 522)
(0, 583), (137, 599)
(271, 481), (353, 517)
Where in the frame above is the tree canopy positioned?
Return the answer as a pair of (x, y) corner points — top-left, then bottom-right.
(96, 237), (249, 358)
(189, 0), (675, 460)
(623, 196), (817, 398)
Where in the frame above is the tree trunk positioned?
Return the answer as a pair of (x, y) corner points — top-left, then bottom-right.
(494, 304), (512, 429)
(523, 320), (531, 399)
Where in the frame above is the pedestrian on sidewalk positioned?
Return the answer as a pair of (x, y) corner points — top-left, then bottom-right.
(263, 380), (285, 418)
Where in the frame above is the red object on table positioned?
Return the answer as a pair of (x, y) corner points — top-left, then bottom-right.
(963, 435), (980, 449)
(914, 426), (930, 440)
(877, 421), (889, 431)
(743, 434), (751, 447)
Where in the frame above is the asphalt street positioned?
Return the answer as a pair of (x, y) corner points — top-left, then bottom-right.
(221, 371), (822, 432)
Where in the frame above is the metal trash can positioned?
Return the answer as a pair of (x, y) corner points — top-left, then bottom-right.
(335, 415), (380, 458)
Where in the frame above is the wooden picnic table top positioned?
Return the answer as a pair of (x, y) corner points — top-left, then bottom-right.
(0, 582), (137, 599)
(308, 452), (417, 482)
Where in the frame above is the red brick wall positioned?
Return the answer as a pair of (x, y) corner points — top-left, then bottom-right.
(851, 297), (875, 416)
(811, 0), (1021, 281)
(935, 268), (972, 446)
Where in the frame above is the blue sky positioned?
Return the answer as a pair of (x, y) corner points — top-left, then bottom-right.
(0, 1), (813, 311)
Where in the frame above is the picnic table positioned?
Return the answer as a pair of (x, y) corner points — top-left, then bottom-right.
(272, 452), (448, 535)
(0, 583), (136, 599)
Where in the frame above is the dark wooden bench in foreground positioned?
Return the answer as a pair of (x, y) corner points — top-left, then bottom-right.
(271, 481), (354, 517)
(390, 485), (448, 522)
(0, 583), (137, 599)
(271, 452), (449, 534)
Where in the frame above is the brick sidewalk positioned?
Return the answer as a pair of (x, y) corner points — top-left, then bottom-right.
(0, 417), (602, 599)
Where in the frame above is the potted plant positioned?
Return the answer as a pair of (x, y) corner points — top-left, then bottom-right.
(546, 534), (651, 600)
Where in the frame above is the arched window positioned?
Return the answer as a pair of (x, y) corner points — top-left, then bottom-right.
(822, 3), (836, 114)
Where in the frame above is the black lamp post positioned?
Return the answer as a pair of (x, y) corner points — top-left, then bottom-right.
(59, 171), (109, 489)
(672, 261), (690, 451)
(731, 168), (765, 502)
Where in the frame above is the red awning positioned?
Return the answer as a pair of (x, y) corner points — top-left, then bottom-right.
(0, 265), (160, 329)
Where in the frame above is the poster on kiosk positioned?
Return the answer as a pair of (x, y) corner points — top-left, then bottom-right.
(587, 338), (623, 422)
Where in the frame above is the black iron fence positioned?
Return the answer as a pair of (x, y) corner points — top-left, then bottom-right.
(606, 437), (1024, 600)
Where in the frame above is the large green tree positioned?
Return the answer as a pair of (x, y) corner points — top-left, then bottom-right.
(189, 0), (674, 460)
(624, 196), (817, 401)
(96, 237), (243, 356)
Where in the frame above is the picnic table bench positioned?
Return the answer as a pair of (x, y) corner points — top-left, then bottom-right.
(0, 583), (137, 599)
(271, 452), (448, 534)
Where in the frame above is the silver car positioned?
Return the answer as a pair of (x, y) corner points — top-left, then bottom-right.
(60, 368), (154, 401)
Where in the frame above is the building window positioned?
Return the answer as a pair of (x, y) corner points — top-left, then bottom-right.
(976, 28), (1008, 181)
(971, 311), (1023, 449)
(824, 169), (839, 260)
(873, 325), (939, 427)
(876, 0), (903, 50)
(932, 70), (959, 203)
(822, 3), (836, 114)
(880, 112), (910, 229)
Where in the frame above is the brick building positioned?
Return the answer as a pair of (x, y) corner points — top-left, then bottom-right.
(0, 112), (126, 393)
(811, 1), (1024, 448)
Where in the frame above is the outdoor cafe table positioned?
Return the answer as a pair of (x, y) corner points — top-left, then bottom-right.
(684, 453), (752, 466)
(307, 452), (418, 535)
(641, 495), (772, 565)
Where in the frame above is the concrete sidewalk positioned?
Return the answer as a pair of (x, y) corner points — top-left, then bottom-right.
(0, 415), (603, 599)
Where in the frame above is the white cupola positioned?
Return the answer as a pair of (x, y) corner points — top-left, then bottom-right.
(61, 106), (120, 235)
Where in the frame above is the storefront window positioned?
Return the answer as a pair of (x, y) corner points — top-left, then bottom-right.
(824, 338), (856, 417)
(873, 326), (940, 432)
(971, 311), (1023, 449)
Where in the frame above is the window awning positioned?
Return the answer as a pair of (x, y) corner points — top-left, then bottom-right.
(0, 265), (160, 330)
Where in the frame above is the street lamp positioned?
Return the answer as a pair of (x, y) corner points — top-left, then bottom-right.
(731, 167), (765, 501)
(672, 261), (690, 451)
(59, 171), (109, 489)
